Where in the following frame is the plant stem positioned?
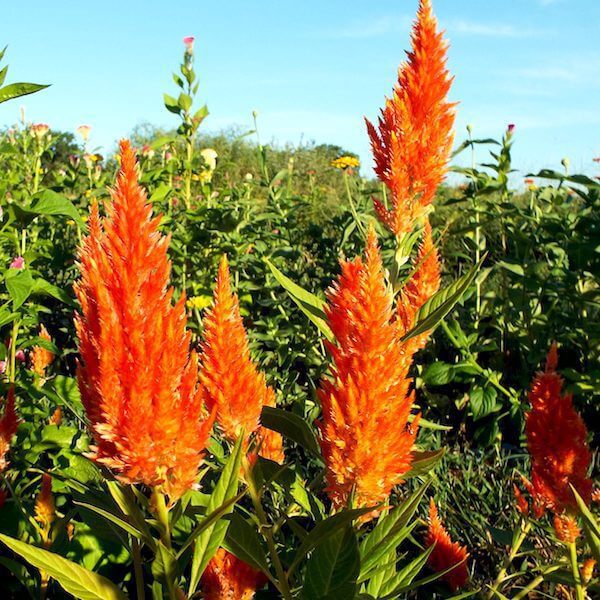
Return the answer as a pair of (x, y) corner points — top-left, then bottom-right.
(568, 541), (585, 600)
(247, 468), (292, 600)
(343, 171), (365, 237)
(131, 538), (145, 600)
(486, 519), (531, 599)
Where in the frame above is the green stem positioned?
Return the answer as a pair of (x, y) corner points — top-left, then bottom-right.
(343, 171), (365, 237)
(9, 319), (19, 383)
(568, 541), (585, 600)
(247, 468), (292, 600)
(131, 538), (145, 600)
(152, 489), (178, 600)
(486, 519), (531, 599)
(184, 138), (193, 210)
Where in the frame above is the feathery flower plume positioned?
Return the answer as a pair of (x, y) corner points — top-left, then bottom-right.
(35, 473), (55, 532)
(317, 227), (420, 514)
(366, 0), (455, 236)
(0, 387), (19, 472)
(553, 513), (580, 544)
(74, 140), (214, 502)
(201, 548), (267, 600)
(425, 499), (469, 591)
(525, 343), (592, 514)
(200, 255), (283, 461)
(31, 324), (55, 377)
(49, 407), (63, 426)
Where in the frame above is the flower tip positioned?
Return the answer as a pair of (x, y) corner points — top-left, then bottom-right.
(546, 341), (558, 373)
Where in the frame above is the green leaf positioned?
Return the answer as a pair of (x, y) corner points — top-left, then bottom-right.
(5, 268), (34, 309)
(360, 483), (430, 581)
(572, 486), (600, 562)
(497, 260), (524, 277)
(0, 533), (126, 600)
(32, 278), (76, 306)
(380, 545), (434, 597)
(0, 82), (49, 104)
(423, 362), (455, 386)
(74, 501), (144, 540)
(265, 258), (333, 342)
(403, 255), (485, 343)
(289, 506), (375, 576)
(178, 92), (192, 111)
(164, 93), (181, 114)
(405, 448), (445, 479)
(152, 541), (178, 586)
(302, 526), (360, 599)
(260, 406), (320, 456)
(223, 512), (270, 575)
(0, 65), (8, 87)
(29, 190), (86, 228)
(188, 435), (244, 593)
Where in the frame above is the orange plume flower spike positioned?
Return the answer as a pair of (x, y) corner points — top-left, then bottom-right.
(317, 226), (420, 517)
(201, 548), (267, 600)
(426, 499), (469, 591)
(31, 324), (55, 378)
(35, 473), (55, 532)
(0, 386), (19, 472)
(74, 140), (213, 502)
(525, 343), (592, 514)
(366, 0), (456, 236)
(200, 255), (278, 444)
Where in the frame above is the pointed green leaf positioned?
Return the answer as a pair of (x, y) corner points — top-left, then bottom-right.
(260, 406), (320, 456)
(223, 512), (270, 575)
(0, 534), (126, 600)
(0, 82), (49, 104)
(265, 259), (333, 342)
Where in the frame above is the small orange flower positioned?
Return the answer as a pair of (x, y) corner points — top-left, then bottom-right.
(513, 484), (529, 516)
(317, 227), (422, 515)
(201, 548), (267, 600)
(200, 256), (280, 450)
(525, 344), (592, 514)
(49, 407), (63, 426)
(425, 499), (469, 591)
(252, 426), (285, 464)
(0, 387), (19, 472)
(582, 558), (596, 584)
(366, 0), (456, 236)
(35, 473), (55, 530)
(31, 324), (55, 377)
(553, 513), (580, 544)
(74, 140), (214, 502)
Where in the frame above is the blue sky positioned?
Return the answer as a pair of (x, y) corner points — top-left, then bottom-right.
(1, 0), (599, 179)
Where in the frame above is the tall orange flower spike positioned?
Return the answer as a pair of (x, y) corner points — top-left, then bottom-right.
(31, 324), (55, 377)
(201, 548), (267, 600)
(525, 343), (592, 514)
(74, 140), (214, 502)
(200, 255), (283, 462)
(366, 0), (456, 236)
(426, 499), (469, 591)
(35, 473), (55, 533)
(0, 387), (19, 472)
(318, 227), (420, 515)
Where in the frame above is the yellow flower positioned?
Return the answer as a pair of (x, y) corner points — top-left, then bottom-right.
(186, 295), (212, 311)
(331, 155), (360, 170)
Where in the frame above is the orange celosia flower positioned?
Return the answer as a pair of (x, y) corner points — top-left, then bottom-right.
(525, 343), (592, 514)
(553, 513), (580, 544)
(74, 140), (214, 502)
(31, 324), (55, 377)
(317, 227), (422, 514)
(513, 484), (529, 516)
(582, 558), (596, 584)
(201, 548), (267, 600)
(425, 499), (469, 591)
(35, 473), (55, 531)
(200, 256), (282, 456)
(49, 407), (63, 426)
(366, 0), (456, 236)
(0, 387), (19, 472)
(252, 426), (285, 465)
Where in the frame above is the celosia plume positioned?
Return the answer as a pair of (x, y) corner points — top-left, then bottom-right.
(525, 343), (592, 514)
(201, 548), (267, 600)
(200, 255), (283, 461)
(31, 324), (55, 377)
(366, 0), (455, 236)
(553, 513), (580, 544)
(74, 140), (214, 501)
(0, 386), (19, 472)
(317, 227), (423, 514)
(425, 499), (469, 591)
(35, 473), (55, 531)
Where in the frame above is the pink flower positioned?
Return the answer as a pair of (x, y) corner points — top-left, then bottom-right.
(0, 361), (6, 375)
(10, 257), (25, 270)
(76, 125), (92, 141)
(15, 350), (26, 363)
(30, 123), (50, 139)
(507, 123), (516, 133)
(183, 36), (195, 52)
